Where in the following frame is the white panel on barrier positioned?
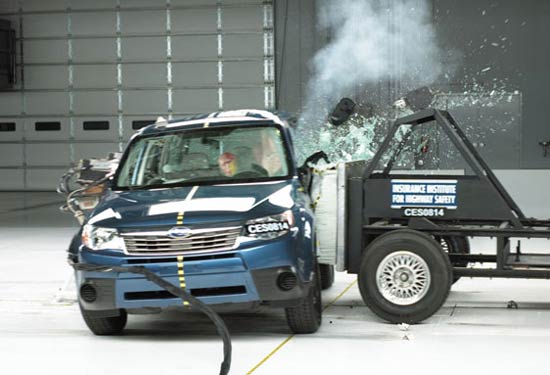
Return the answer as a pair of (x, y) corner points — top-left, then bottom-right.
(121, 37), (165, 62)
(0, 144), (24, 167)
(71, 12), (116, 36)
(172, 89), (218, 114)
(223, 6), (263, 31)
(24, 40), (68, 64)
(26, 93), (69, 116)
(171, 8), (217, 33)
(123, 63), (166, 88)
(73, 91), (118, 115)
(223, 88), (264, 109)
(122, 90), (167, 115)
(26, 144), (70, 167)
(24, 66), (68, 90)
(172, 63), (218, 87)
(120, 10), (165, 34)
(0, 169), (24, 190)
(0, 92), (21, 116)
(171, 35), (218, 60)
(224, 61), (263, 85)
(70, 0), (115, 10)
(73, 65), (117, 89)
(72, 39), (117, 63)
(22, 0), (67, 12)
(26, 168), (67, 191)
(224, 34), (264, 58)
(23, 14), (67, 37)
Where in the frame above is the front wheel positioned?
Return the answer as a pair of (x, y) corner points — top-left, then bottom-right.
(285, 265), (322, 334)
(79, 305), (127, 335)
(358, 229), (452, 324)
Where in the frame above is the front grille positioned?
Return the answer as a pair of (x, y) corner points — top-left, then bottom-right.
(122, 226), (241, 256)
(125, 253), (236, 264)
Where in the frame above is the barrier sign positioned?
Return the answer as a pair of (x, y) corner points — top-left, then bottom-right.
(391, 179), (458, 210)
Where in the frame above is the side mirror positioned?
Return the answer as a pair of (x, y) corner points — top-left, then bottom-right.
(104, 176), (114, 190)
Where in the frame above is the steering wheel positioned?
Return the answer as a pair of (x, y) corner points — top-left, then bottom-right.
(144, 170), (164, 184)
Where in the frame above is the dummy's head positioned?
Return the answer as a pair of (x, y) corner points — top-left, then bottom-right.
(218, 152), (237, 177)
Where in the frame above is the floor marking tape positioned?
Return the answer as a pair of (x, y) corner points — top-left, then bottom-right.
(246, 279), (358, 374)
(323, 279), (358, 312)
(245, 335), (295, 375)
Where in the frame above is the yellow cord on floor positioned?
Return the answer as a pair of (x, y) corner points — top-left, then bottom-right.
(246, 279), (358, 374)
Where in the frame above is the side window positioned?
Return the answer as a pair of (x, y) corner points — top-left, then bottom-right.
(222, 128), (288, 177)
(141, 140), (164, 181)
(162, 135), (183, 169)
(254, 129), (288, 176)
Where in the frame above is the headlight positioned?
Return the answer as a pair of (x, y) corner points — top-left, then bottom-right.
(82, 224), (126, 251)
(244, 210), (294, 240)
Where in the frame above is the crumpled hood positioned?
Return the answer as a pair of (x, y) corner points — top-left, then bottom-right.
(88, 180), (295, 229)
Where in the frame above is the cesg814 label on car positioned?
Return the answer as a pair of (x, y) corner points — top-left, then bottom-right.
(403, 208), (445, 217)
(247, 221), (290, 234)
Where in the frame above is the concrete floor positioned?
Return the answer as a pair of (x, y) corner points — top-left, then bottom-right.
(2, 193), (550, 374)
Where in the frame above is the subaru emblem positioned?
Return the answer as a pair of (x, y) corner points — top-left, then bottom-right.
(167, 226), (192, 239)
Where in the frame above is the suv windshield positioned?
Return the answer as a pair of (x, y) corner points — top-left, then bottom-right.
(116, 125), (291, 189)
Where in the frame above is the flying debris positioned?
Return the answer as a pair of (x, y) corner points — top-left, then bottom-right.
(329, 98), (356, 126)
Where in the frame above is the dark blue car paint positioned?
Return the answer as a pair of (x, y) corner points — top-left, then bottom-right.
(92, 181), (294, 229)
(74, 119), (316, 311)
(77, 232), (307, 308)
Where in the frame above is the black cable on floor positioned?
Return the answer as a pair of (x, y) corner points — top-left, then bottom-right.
(69, 260), (232, 375)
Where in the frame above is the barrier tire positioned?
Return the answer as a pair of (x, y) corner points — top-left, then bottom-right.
(358, 229), (452, 324)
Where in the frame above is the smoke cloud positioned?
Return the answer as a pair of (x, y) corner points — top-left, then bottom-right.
(300, 0), (447, 126)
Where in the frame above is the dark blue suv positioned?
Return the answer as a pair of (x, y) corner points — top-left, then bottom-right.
(70, 110), (322, 335)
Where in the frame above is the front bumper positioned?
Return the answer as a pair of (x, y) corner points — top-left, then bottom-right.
(76, 235), (312, 311)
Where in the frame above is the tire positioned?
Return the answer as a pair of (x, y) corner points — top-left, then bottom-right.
(285, 264), (322, 334)
(358, 229), (452, 324)
(319, 263), (335, 290)
(439, 236), (470, 284)
(79, 305), (127, 336)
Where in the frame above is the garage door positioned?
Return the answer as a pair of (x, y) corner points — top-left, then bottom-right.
(0, 0), (275, 190)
